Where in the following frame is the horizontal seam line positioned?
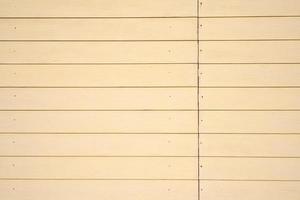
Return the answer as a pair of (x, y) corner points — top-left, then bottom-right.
(0, 15), (300, 19)
(2, 63), (300, 65)
(1, 39), (300, 42)
(0, 109), (299, 111)
(0, 156), (300, 158)
(1, 86), (300, 88)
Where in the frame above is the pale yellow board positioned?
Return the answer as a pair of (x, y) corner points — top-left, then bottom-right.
(199, 41), (300, 63)
(200, 134), (300, 157)
(199, 111), (300, 133)
(0, 134), (197, 156)
(0, 180), (198, 200)
(200, 157), (300, 180)
(0, 65), (197, 87)
(0, 19), (196, 40)
(0, 157), (197, 179)
(201, 181), (300, 200)
(199, 64), (300, 86)
(0, 0), (196, 17)
(199, 88), (300, 109)
(199, 0), (300, 16)
(1, 88), (300, 110)
(0, 88), (197, 110)
(0, 111), (197, 133)
(0, 42), (196, 63)
(199, 17), (300, 40)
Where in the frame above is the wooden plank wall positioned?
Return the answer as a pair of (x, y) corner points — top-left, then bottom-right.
(0, 0), (299, 200)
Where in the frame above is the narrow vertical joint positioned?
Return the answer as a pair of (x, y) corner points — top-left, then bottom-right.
(196, 0), (200, 200)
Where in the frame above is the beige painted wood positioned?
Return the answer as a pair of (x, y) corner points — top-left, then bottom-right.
(2, 88), (299, 110)
(199, 111), (300, 133)
(0, 0), (196, 17)
(201, 181), (300, 200)
(0, 111), (197, 133)
(199, 0), (300, 16)
(199, 64), (300, 86)
(0, 65), (197, 87)
(0, 157), (197, 179)
(200, 157), (300, 180)
(0, 134), (197, 156)
(0, 42), (196, 63)
(0, 19), (196, 40)
(200, 134), (300, 157)
(199, 17), (300, 40)
(199, 88), (300, 109)
(0, 180), (198, 200)
(199, 41), (300, 63)
(0, 88), (197, 110)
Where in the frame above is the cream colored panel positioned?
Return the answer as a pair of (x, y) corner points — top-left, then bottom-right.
(0, 180), (198, 200)
(199, 88), (300, 109)
(0, 88), (197, 110)
(199, 64), (300, 86)
(0, 134), (197, 156)
(199, 17), (300, 40)
(199, 0), (300, 17)
(0, 157), (197, 179)
(0, 42), (196, 63)
(201, 181), (300, 200)
(199, 111), (300, 133)
(199, 41), (300, 63)
(200, 134), (300, 157)
(0, 111), (197, 133)
(0, 19), (196, 40)
(0, 0), (196, 17)
(200, 157), (300, 180)
(0, 65), (197, 87)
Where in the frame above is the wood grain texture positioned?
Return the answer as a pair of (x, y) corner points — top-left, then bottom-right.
(201, 181), (300, 200)
(0, 134), (197, 156)
(0, 19), (196, 40)
(199, 17), (300, 40)
(199, 64), (300, 86)
(0, 65), (197, 87)
(199, 41), (300, 63)
(200, 157), (300, 180)
(0, 42), (196, 63)
(0, 88), (197, 110)
(199, 0), (300, 16)
(0, 111), (197, 133)
(0, 180), (198, 200)
(0, 0), (196, 17)
(200, 134), (300, 157)
(0, 157), (197, 179)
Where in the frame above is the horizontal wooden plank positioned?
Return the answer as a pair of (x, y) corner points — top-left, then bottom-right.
(199, 88), (300, 109)
(0, 88), (197, 110)
(199, 111), (300, 133)
(0, 19), (196, 40)
(199, 41), (300, 63)
(0, 111), (197, 133)
(199, 64), (300, 87)
(200, 157), (300, 180)
(0, 42), (196, 63)
(0, 0), (196, 17)
(0, 180), (197, 200)
(0, 134), (197, 156)
(3, 88), (298, 110)
(199, 0), (300, 17)
(0, 157), (197, 179)
(200, 134), (300, 157)
(0, 64), (197, 87)
(201, 181), (300, 200)
(199, 17), (300, 40)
